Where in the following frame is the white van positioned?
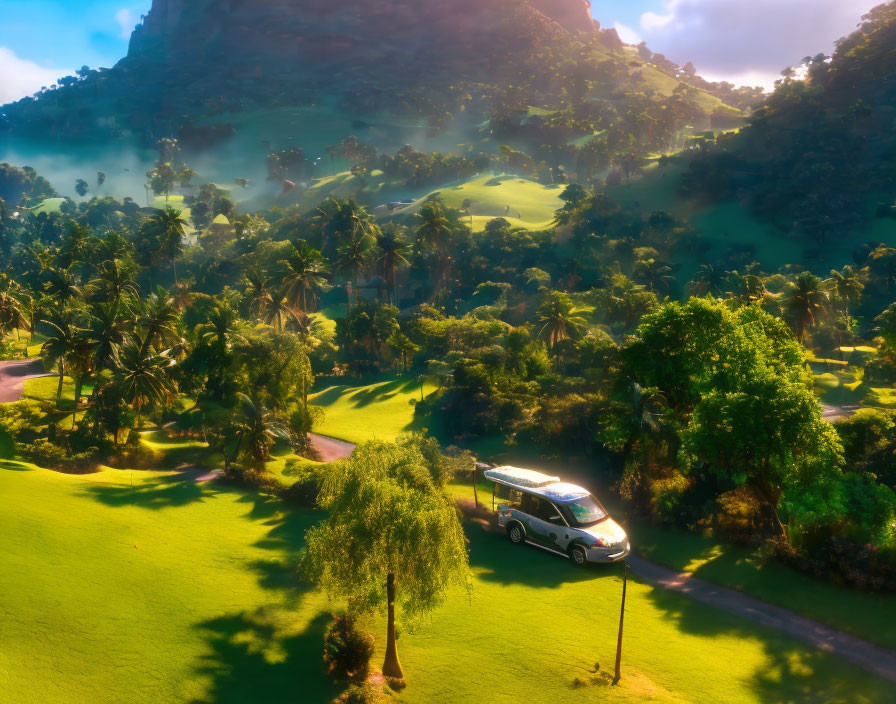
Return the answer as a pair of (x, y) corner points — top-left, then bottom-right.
(484, 466), (630, 565)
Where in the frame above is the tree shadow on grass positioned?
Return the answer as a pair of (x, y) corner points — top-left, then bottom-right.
(638, 579), (895, 703)
(0, 459), (33, 471)
(191, 610), (341, 704)
(81, 472), (226, 510)
(465, 520), (624, 589)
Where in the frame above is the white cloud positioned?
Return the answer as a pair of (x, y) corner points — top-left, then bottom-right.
(635, 0), (877, 87)
(115, 8), (134, 39)
(0, 47), (71, 105)
(614, 21), (643, 45)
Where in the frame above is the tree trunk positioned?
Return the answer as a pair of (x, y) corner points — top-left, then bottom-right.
(56, 361), (65, 407)
(382, 572), (404, 679)
(72, 377), (83, 429)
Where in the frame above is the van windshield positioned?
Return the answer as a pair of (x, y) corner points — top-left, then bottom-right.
(564, 495), (608, 527)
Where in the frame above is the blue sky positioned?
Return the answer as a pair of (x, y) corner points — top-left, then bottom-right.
(0, 0), (879, 103)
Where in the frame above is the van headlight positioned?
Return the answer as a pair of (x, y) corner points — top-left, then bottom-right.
(590, 538), (609, 548)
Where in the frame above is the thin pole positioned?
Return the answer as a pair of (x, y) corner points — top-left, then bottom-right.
(613, 560), (628, 685)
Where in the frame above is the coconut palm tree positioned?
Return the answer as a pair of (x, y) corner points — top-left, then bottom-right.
(137, 290), (180, 355)
(336, 230), (374, 306)
(279, 242), (329, 313)
(634, 258), (674, 295)
(198, 303), (247, 350)
(0, 288), (28, 341)
(148, 207), (187, 284)
(87, 301), (130, 376)
(783, 272), (830, 343)
(117, 340), (176, 428)
(259, 290), (301, 332)
(44, 266), (83, 305)
(41, 312), (85, 407)
(690, 264), (726, 297)
(242, 265), (272, 321)
(90, 258), (139, 306)
(227, 393), (289, 472)
(536, 292), (588, 348)
(827, 265), (867, 318)
(375, 227), (411, 305)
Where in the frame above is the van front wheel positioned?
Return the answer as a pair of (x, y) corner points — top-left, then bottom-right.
(569, 544), (588, 566)
(507, 523), (525, 544)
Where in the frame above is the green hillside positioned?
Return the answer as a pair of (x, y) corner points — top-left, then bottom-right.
(394, 175), (564, 232)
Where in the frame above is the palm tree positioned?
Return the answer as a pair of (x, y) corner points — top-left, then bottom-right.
(117, 341), (176, 428)
(536, 292), (588, 348)
(690, 264), (726, 297)
(137, 290), (180, 355)
(243, 265), (272, 321)
(87, 301), (130, 376)
(199, 303), (247, 350)
(827, 265), (867, 318)
(375, 227), (410, 305)
(316, 198), (375, 256)
(415, 201), (452, 252)
(227, 393), (289, 472)
(148, 207), (187, 284)
(44, 266), (83, 305)
(90, 258), (139, 306)
(279, 242), (329, 313)
(0, 288), (28, 341)
(783, 272), (830, 343)
(335, 230), (374, 306)
(415, 201), (454, 288)
(633, 258), (674, 294)
(259, 290), (301, 332)
(41, 312), (84, 407)
(57, 223), (95, 272)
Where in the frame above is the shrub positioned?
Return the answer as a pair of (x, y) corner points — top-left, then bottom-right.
(21, 438), (96, 473)
(323, 614), (375, 682)
(334, 684), (385, 704)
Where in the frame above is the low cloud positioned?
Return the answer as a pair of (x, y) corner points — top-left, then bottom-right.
(0, 47), (71, 105)
(115, 8), (135, 39)
(636, 0), (877, 88)
(613, 21), (643, 46)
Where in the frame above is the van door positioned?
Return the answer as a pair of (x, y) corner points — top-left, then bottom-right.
(521, 494), (566, 550)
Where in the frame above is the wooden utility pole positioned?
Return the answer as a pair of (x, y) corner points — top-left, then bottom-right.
(613, 560), (628, 685)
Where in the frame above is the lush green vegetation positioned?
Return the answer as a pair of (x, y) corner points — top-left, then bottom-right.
(4, 2), (896, 699)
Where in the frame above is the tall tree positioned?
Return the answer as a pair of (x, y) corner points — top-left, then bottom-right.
(41, 312), (84, 406)
(536, 291), (588, 348)
(302, 440), (470, 680)
(783, 272), (830, 343)
(148, 207), (187, 284)
(375, 227), (410, 305)
(279, 241), (329, 313)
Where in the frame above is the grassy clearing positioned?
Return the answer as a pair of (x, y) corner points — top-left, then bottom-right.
(632, 523), (896, 651)
(394, 174), (563, 232)
(310, 376), (439, 445)
(28, 197), (65, 214)
(1, 462), (891, 704)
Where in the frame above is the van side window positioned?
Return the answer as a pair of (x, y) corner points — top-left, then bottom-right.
(507, 490), (522, 508)
(520, 492), (539, 515)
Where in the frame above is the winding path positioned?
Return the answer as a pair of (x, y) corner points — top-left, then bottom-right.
(308, 432), (356, 462)
(627, 556), (896, 684)
(0, 359), (53, 403)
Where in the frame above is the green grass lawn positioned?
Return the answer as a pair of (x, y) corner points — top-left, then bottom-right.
(310, 376), (440, 445)
(1, 461), (891, 704)
(394, 174), (563, 232)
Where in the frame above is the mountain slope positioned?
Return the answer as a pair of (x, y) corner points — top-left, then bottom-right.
(681, 2), (896, 242)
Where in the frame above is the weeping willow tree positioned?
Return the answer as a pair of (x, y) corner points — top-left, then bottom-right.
(301, 438), (470, 680)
